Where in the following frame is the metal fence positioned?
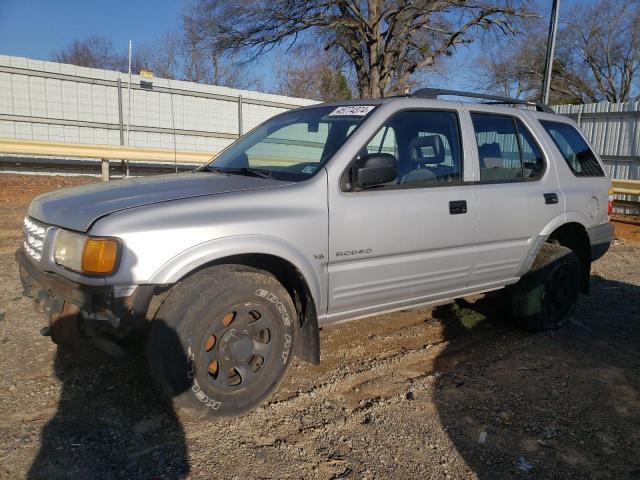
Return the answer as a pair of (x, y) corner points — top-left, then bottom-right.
(553, 102), (640, 180)
(0, 55), (317, 157)
(553, 101), (640, 214)
(0, 55), (638, 200)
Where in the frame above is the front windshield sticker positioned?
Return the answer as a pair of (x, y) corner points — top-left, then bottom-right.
(328, 105), (375, 116)
(301, 166), (317, 174)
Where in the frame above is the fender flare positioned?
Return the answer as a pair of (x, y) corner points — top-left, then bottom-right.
(149, 234), (324, 313)
(539, 211), (590, 236)
(518, 212), (590, 277)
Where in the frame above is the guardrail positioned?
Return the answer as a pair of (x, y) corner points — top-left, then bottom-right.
(0, 138), (213, 180)
(611, 179), (640, 214)
(1, 138), (639, 200)
(611, 179), (640, 196)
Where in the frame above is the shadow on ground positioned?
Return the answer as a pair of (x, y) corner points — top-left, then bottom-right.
(23, 276), (640, 479)
(433, 275), (640, 479)
(27, 321), (189, 480)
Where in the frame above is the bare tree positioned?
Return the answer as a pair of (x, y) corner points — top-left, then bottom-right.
(275, 48), (352, 100)
(184, 0), (531, 99)
(53, 36), (151, 74)
(481, 0), (640, 104)
(565, 0), (640, 103)
(52, 36), (127, 71)
(52, 32), (260, 90)
(179, 19), (259, 88)
(134, 33), (183, 80)
(481, 24), (598, 104)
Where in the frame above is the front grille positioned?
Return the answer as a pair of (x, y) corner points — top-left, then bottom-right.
(23, 217), (47, 262)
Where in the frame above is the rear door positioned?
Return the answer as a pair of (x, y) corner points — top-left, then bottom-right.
(326, 107), (478, 322)
(538, 119), (610, 229)
(469, 109), (563, 284)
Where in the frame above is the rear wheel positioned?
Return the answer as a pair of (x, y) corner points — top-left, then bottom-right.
(508, 243), (581, 332)
(147, 265), (296, 418)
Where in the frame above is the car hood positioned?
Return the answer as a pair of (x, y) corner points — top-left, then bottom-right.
(28, 172), (293, 232)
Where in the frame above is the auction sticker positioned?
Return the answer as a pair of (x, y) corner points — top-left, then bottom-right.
(329, 105), (375, 116)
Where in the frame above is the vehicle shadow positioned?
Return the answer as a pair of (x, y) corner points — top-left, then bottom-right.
(27, 319), (190, 480)
(432, 275), (640, 479)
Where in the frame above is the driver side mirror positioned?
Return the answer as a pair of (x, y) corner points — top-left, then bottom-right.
(352, 153), (398, 189)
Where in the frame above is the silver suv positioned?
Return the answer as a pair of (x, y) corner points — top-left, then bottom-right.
(16, 89), (614, 417)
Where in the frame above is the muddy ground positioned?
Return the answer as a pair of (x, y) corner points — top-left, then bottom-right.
(0, 174), (639, 480)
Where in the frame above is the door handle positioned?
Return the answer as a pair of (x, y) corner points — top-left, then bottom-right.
(449, 200), (467, 215)
(544, 193), (559, 205)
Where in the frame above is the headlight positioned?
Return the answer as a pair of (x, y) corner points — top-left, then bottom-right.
(53, 230), (120, 274)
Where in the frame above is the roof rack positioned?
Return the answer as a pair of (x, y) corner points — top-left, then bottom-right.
(411, 88), (555, 114)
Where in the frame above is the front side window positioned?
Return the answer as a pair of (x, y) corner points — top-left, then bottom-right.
(365, 125), (398, 158)
(471, 113), (545, 182)
(540, 120), (605, 177)
(356, 110), (463, 186)
(204, 105), (375, 181)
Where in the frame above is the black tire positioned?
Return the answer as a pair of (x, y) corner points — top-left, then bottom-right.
(508, 243), (581, 332)
(147, 265), (297, 418)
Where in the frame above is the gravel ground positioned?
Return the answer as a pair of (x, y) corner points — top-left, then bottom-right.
(0, 174), (639, 480)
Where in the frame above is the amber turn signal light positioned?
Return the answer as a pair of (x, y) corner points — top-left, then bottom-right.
(82, 238), (119, 273)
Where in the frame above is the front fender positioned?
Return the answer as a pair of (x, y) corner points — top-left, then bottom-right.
(149, 234), (324, 313)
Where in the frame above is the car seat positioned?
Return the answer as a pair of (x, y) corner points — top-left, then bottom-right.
(401, 135), (451, 183)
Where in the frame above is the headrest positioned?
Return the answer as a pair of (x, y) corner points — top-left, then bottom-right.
(478, 142), (502, 160)
(408, 135), (445, 164)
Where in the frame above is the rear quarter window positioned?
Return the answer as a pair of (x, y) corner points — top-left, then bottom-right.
(540, 121), (605, 177)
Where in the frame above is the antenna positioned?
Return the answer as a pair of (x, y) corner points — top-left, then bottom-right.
(168, 78), (178, 173)
(126, 40), (132, 177)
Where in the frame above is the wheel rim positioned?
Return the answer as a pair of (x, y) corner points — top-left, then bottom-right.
(199, 303), (277, 392)
(541, 264), (575, 327)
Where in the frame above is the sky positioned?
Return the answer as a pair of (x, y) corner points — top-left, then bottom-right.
(0, 0), (585, 93)
(0, 0), (182, 60)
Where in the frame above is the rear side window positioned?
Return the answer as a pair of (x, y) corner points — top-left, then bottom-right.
(518, 124), (545, 178)
(540, 121), (605, 177)
(471, 113), (545, 182)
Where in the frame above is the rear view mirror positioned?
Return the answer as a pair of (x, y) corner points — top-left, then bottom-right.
(353, 153), (398, 189)
(307, 121), (319, 133)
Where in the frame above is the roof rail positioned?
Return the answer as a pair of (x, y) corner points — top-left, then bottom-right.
(411, 88), (555, 114)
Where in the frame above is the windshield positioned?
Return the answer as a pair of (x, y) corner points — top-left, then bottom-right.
(203, 105), (376, 181)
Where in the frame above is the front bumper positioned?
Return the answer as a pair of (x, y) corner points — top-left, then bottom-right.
(16, 248), (109, 310)
(16, 248), (155, 349)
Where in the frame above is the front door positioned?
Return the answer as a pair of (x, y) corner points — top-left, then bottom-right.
(326, 109), (478, 322)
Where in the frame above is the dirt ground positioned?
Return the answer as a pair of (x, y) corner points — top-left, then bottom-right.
(0, 174), (639, 480)
(612, 216), (640, 243)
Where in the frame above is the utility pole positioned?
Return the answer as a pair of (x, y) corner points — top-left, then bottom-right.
(542, 0), (560, 105)
(126, 40), (132, 145)
(125, 40), (132, 177)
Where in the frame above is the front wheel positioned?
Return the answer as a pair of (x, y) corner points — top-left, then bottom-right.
(508, 243), (581, 332)
(147, 265), (297, 418)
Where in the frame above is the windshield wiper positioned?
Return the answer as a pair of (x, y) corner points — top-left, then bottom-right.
(205, 166), (273, 179)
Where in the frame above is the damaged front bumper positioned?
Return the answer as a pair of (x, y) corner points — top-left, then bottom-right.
(16, 248), (156, 353)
